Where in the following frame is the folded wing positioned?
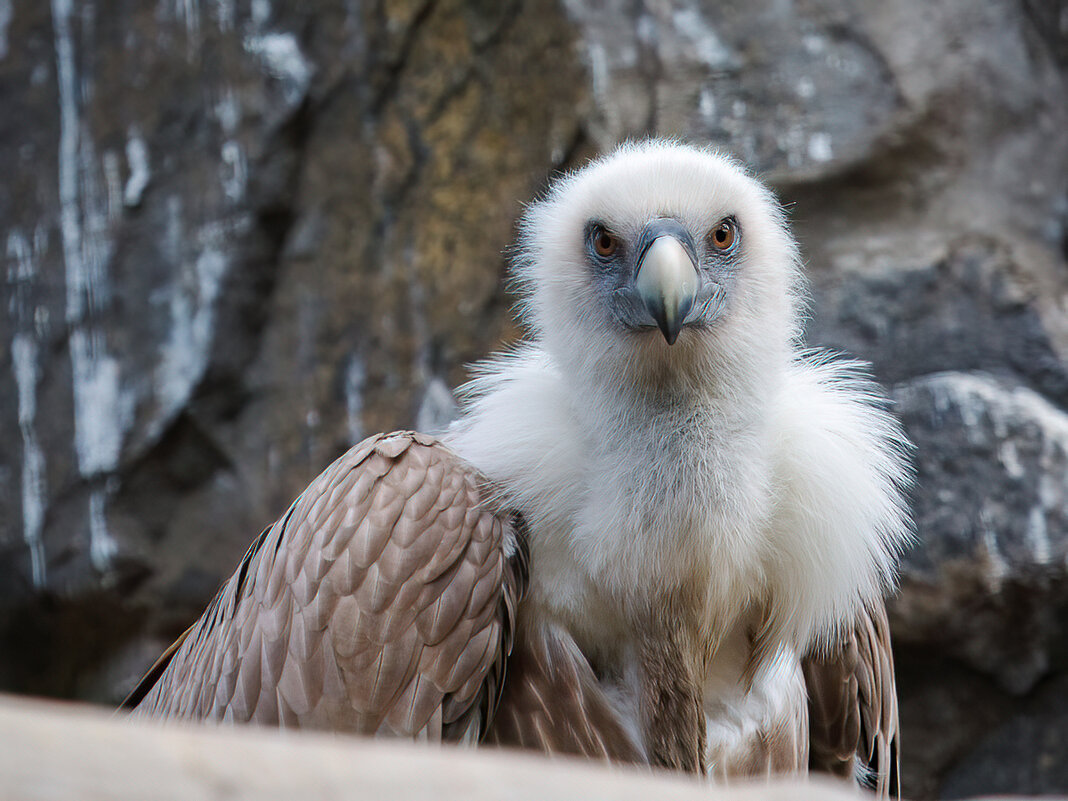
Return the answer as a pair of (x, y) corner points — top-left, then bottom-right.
(486, 622), (646, 764)
(804, 601), (900, 799)
(125, 432), (525, 743)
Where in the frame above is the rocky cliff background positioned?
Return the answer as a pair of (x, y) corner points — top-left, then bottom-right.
(0, 1), (1065, 797)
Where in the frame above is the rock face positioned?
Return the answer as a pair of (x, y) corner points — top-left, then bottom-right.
(0, 2), (1065, 799)
(892, 374), (1068, 693)
(0, 0), (587, 693)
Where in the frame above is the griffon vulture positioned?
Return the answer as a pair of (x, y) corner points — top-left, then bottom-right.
(124, 141), (911, 796)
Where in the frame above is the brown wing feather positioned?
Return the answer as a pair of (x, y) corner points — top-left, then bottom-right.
(854, 600), (900, 799)
(803, 600), (900, 799)
(119, 624), (194, 710)
(127, 431), (526, 744)
(485, 621), (645, 764)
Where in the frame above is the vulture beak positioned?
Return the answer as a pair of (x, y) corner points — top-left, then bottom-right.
(634, 222), (699, 345)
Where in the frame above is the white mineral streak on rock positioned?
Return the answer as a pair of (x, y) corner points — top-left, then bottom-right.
(214, 87), (240, 135)
(917, 371), (1068, 570)
(416, 377), (459, 436)
(88, 488), (116, 569)
(124, 128), (151, 208)
(1035, 472), (1061, 566)
(803, 33), (826, 55)
(163, 195), (183, 265)
(1038, 472), (1060, 508)
(52, 0), (131, 570)
(562, 0), (736, 145)
(7, 230), (47, 588)
(698, 88), (716, 124)
(779, 124), (806, 169)
(979, 517), (1009, 592)
(11, 334), (47, 588)
(243, 31), (311, 107)
(31, 224), (49, 334)
(0, 0), (11, 60)
(251, 0), (270, 27)
(176, 0), (200, 55)
(807, 132), (834, 163)
(585, 39), (611, 107)
(344, 355), (365, 446)
(68, 331), (127, 571)
(559, 0), (634, 142)
(220, 140), (246, 202)
(6, 231), (32, 280)
(998, 439), (1024, 478)
(102, 150), (123, 220)
(669, 5), (733, 69)
(929, 371), (1068, 447)
(212, 0), (234, 32)
(1026, 506), (1052, 565)
(408, 263), (430, 380)
(68, 278), (118, 444)
(156, 214), (231, 424)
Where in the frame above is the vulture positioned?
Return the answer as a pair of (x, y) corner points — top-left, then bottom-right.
(124, 141), (911, 796)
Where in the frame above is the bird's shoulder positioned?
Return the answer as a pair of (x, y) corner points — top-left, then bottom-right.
(445, 346), (589, 526)
(766, 353), (912, 508)
(769, 354), (904, 451)
(127, 431), (528, 742)
(756, 353), (912, 647)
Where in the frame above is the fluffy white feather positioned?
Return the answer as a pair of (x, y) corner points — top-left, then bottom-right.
(444, 140), (912, 761)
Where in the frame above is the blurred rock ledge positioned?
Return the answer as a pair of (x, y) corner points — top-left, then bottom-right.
(892, 371), (1068, 696)
(0, 693), (857, 801)
(1, 1), (1065, 798)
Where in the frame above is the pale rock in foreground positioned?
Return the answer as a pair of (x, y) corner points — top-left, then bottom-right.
(2, 694), (861, 801)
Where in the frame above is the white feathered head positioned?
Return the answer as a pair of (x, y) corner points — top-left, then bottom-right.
(514, 141), (803, 389)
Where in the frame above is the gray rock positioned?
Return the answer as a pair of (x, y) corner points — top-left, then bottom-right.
(562, 0), (901, 175)
(0, 0), (588, 675)
(891, 371), (1068, 695)
(940, 674), (1068, 798)
(808, 240), (1068, 408)
(0, 1), (1066, 799)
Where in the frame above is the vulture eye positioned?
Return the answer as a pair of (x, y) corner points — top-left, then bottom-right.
(591, 225), (620, 258)
(709, 219), (738, 252)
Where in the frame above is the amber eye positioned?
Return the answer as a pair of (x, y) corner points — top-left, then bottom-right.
(591, 225), (620, 258)
(709, 219), (738, 252)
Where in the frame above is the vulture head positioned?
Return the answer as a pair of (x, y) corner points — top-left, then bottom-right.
(515, 142), (802, 387)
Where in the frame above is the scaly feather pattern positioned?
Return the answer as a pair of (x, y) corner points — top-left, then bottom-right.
(127, 432), (525, 743)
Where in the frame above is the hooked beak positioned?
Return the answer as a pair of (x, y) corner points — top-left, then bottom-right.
(635, 233), (698, 345)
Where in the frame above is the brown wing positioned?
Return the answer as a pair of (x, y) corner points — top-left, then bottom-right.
(485, 621), (645, 764)
(119, 623), (193, 710)
(804, 600), (900, 799)
(125, 431), (526, 743)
